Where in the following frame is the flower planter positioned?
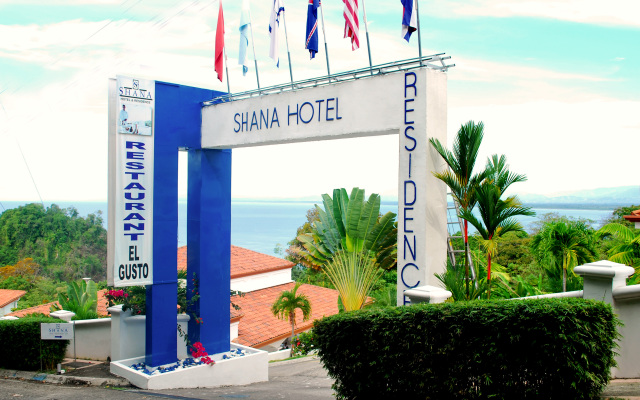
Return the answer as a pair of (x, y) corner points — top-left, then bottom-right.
(110, 343), (268, 389)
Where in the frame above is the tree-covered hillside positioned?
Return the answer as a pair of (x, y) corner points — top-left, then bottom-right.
(0, 203), (107, 282)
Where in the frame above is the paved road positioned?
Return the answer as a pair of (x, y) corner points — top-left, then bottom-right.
(2, 357), (640, 399)
(0, 357), (334, 400)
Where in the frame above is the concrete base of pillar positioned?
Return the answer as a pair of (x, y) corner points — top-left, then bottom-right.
(110, 343), (268, 390)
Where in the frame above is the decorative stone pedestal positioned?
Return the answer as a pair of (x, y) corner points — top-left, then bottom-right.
(403, 285), (452, 304)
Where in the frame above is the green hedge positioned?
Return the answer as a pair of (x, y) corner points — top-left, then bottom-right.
(314, 298), (619, 400)
(0, 317), (69, 371)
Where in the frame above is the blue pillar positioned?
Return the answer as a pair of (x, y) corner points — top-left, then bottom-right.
(144, 81), (226, 367)
(146, 143), (179, 367)
(187, 148), (232, 354)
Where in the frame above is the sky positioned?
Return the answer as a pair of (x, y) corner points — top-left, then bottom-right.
(0, 0), (638, 203)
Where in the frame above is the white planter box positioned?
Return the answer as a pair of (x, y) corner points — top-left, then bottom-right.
(110, 343), (268, 389)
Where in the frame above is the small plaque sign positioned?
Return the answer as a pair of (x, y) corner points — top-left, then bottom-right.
(41, 323), (73, 340)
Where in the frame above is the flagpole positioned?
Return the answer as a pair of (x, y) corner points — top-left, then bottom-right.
(281, 8), (295, 90)
(318, 2), (331, 77)
(247, 6), (261, 92)
(224, 47), (231, 95)
(414, 0), (423, 65)
(361, 0), (373, 76)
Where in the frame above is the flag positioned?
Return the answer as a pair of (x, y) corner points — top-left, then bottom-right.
(239, 0), (250, 75)
(305, 0), (319, 59)
(215, 0), (225, 82)
(342, 0), (359, 51)
(401, 0), (418, 42)
(269, 0), (285, 67)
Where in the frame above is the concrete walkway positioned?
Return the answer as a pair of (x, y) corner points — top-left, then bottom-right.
(1, 356), (639, 399)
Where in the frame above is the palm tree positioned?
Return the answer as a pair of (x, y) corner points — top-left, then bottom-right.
(296, 187), (397, 270)
(271, 282), (312, 349)
(597, 222), (640, 269)
(323, 251), (382, 311)
(532, 220), (597, 292)
(430, 121), (487, 299)
(459, 155), (534, 298)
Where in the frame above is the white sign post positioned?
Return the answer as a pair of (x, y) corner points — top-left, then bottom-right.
(41, 322), (75, 368)
(107, 76), (155, 287)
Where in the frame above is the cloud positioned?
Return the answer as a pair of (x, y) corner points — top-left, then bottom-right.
(0, 0), (636, 202)
(449, 99), (640, 195)
(438, 0), (640, 28)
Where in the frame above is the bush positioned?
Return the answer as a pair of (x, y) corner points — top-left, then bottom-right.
(314, 298), (618, 400)
(292, 330), (316, 356)
(0, 317), (69, 371)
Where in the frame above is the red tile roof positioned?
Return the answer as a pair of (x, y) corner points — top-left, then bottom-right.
(177, 245), (294, 278)
(7, 289), (109, 318)
(231, 282), (340, 348)
(623, 209), (640, 222)
(7, 301), (57, 318)
(0, 289), (27, 308)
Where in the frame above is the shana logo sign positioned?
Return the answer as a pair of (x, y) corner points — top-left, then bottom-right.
(119, 80), (154, 100)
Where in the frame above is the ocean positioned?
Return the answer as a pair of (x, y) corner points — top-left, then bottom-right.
(1, 200), (616, 257)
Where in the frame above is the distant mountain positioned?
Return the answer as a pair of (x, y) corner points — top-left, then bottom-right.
(518, 186), (640, 208)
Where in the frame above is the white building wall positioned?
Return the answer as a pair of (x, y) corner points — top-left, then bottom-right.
(66, 318), (112, 360)
(0, 300), (19, 317)
(231, 268), (292, 293)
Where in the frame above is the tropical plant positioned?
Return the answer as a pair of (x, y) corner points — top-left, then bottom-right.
(459, 155), (534, 298)
(597, 222), (640, 271)
(531, 220), (596, 292)
(51, 279), (98, 320)
(430, 120), (487, 298)
(323, 251), (382, 311)
(271, 282), (312, 349)
(435, 259), (487, 301)
(296, 188), (397, 270)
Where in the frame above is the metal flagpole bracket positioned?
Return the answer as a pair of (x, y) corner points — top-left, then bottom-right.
(281, 8), (295, 90)
(319, 2), (331, 78)
(361, 0), (374, 76)
(415, 0), (423, 65)
(204, 53), (455, 105)
(247, 6), (261, 93)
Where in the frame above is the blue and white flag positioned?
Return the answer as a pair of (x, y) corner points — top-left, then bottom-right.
(305, 0), (319, 59)
(269, 0), (285, 67)
(239, 0), (251, 75)
(401, 0), (418, 42)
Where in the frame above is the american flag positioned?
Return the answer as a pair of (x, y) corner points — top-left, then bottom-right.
(343, 0), (359, 51)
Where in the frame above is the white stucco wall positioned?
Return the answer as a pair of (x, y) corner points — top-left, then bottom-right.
(231, 268), (292, 293)
(230, 321), (239, 341)
(0, 300), (20, 317)
(66, 318), (112, 360)
(612, 285), (640, 378)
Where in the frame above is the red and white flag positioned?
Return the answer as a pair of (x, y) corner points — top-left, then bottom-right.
(215, 0), (225, 82)
(343, 0), (359, 51)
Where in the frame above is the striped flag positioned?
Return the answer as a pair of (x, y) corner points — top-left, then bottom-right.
(238, 0), (250, 75)
(305, 0), (319, 59)
(401, 0), (418, 42)
(269, 0), (285, 67)
(342, 0), (359, 51)
(215, 0), (225, 82)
